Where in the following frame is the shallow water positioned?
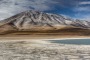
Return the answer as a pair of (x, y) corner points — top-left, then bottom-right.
(49, 39), (90, 45)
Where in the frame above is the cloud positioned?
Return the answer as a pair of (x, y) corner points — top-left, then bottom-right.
(74, 6), (90, 12)
(74, 1), (90, 12)
(74, 13), (90, 21)
(51, 0), (90, 21)
(79, 1), (90, 5)
(0, 0), (57, 20)
(0, 0), (90, 21)
(70, 1), (90, 21)
(83, 16), (90, 21)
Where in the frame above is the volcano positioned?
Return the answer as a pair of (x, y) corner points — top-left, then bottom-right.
(0, 10), (90, 35)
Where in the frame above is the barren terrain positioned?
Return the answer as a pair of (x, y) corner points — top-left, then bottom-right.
(0, 40), (90, 60)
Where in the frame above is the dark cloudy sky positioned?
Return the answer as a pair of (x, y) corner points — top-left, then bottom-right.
(0, 0), (90, 21)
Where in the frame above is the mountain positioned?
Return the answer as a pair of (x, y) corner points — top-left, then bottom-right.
(0, 10), (90, 35)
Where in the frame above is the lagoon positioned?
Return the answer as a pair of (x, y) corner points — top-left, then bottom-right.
(49, 39), (90, 45)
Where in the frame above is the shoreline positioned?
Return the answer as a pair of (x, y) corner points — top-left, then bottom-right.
(0, 36), (90, 42)
(0, 35), (89, 43)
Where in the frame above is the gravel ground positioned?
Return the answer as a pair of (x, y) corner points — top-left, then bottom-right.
(0, 40), (90, 60)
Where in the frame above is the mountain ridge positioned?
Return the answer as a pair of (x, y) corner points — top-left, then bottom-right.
(0, 10), (90, 35)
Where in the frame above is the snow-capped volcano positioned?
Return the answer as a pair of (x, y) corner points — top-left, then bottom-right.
(0, 10), (90, 35)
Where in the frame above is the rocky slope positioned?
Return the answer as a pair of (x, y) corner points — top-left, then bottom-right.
(0, 10), (90, 35)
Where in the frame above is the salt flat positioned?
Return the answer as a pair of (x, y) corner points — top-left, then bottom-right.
(0, 39), (90, 60)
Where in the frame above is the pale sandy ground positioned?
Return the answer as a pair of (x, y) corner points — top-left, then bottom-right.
(0, 40), (90, 60)
(0, 35), (90, 60)
(0, 35), (90, 40)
